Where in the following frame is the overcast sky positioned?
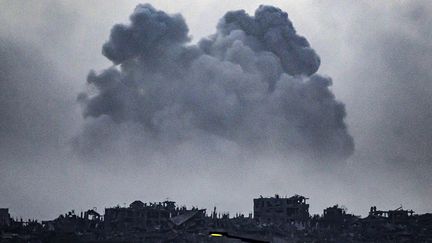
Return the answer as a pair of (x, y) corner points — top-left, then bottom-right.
(0, 0), (431, 220)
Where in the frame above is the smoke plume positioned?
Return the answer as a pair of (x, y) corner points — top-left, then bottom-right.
(76, 4), (353, 162)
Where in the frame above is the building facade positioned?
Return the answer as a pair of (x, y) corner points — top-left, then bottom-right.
(0, 208), (11, 227)
(253, 194), (310, 225)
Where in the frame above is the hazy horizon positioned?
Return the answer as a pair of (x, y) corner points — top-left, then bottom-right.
(1, 0), (431, 221)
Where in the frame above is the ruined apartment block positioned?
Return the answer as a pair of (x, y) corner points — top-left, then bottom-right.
(253, 194), (310, 225)
(0, 209), (11, 227)
(1, 195), (432, 242)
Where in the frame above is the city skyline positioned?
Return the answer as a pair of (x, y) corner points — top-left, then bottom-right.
(1, 1), (431, 221)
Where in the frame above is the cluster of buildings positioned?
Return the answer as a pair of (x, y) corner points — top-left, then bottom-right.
(1, 194), (431, 242)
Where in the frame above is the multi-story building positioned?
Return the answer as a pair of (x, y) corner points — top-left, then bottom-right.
(0, 208), (11, 227)
(104, 200), (205, 234)
(253, 194), (309, 225)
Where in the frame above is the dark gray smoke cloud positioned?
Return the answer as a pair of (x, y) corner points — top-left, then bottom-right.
(77, 4), (353, 162)
(206, 5), (320, 76)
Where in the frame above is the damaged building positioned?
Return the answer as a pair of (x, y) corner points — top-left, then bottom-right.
(320, 204), (359, 229)
(254, 194), (310, 225)
(103, 200), (207, 241)
(1, 195), (432, 242)
(369, 205), (414, 224)
(0, 209), (11, 228)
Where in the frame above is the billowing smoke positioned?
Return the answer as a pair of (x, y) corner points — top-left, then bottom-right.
(76, 4), (353, 162)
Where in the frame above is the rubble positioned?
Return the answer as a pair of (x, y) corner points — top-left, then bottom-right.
(1, 195), (431, 242)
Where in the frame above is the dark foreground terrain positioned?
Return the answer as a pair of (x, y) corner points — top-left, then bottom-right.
(1, 195), (431, 242)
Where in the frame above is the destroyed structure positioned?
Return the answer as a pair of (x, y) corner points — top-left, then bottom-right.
(1, 195), (431, 242)
(254, 194), (309, 225)
(0, 209), (10, 228)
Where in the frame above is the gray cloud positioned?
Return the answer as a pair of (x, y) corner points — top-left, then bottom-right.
(102, 4), (191, 64)
(2, 0), (431, 220)
(300, 0), (432, 213)
(212, 5), (320, 76)
(0, 38), (69, 155)
(76, 4), (353, 162)
(350, 1), (432, 189)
